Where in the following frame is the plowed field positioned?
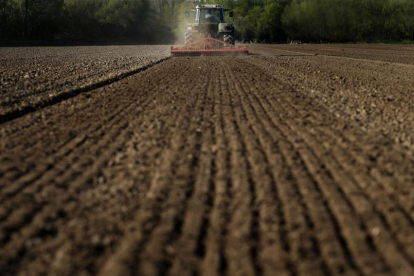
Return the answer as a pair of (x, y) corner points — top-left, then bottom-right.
(1, 45), (414, 276)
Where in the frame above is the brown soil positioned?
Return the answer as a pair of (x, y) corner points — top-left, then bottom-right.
(0, 46), (169, 121)
(1, 45), (414, 276)
(249, 44), (414, 64)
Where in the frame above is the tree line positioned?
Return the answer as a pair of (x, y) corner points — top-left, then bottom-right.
(282, 0), (414, 43)
(221, 0), (414, 43)
(0, 0), (176, 43)
(1, 0), (413, 43)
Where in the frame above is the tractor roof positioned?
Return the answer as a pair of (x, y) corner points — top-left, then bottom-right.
(196, 4), (224, 9)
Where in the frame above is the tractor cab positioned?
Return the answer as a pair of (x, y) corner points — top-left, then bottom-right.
(186, 5), (233, 24)
(196, 6), (225, 23)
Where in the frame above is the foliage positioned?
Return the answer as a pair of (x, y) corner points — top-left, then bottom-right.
(282, 0), (414, 43)
(1, 0), (174, 42)
(0, 0), (413, 43)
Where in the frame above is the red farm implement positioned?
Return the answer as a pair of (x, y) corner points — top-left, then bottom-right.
(171, 36), (248, 56)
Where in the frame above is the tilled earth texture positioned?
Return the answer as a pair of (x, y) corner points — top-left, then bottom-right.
(1, 44), (414, 276)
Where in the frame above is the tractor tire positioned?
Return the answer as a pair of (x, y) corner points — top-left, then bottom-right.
(185, 31), (195, 45)
(220, 32), (235, 45)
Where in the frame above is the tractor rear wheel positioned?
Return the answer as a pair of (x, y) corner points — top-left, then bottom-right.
(185, 30), (195, 45)
(223, 33), (235, 45)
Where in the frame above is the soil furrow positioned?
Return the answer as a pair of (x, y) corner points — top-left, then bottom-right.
(0, 57), (191, 206)
(248, 81), (389, 275)
(168, 60), (217, 276)
(222, 61), (265, 276)
(0, 57), (169, 125)
(252, 76), (407, 274)
(200, 79), (232, 276)
(137, 63), (209, 276)
(250, 53), (414, 229)
(230, 58), (378, 276)
(293, 110), (414, 261)
(218, 61), (257, 276)
(226, 60), (340, 276)
(2, 45), (414, 275)
(0, 57), (193, 274)
(0, 121), (131, 274)
(303, 123), (414, 269)
(0, 104), (137, 219)
(287, 115), (414, 275)
(0, 46), (170, 123)
(24, 62), (197, 274)
(98, 60), (207, 276)
(242, 54), (414, 162)
(220, 60), (294, 276)
(0, 78), (155, 198)
(312, 124), (414, 224)
(250, 45), (414, 65)
(264, 71), (414, 267)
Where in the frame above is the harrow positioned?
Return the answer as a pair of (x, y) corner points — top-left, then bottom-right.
(171, 36), (249, 56)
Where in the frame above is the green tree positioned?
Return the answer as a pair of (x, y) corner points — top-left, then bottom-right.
(18, 0), (64, 39)
(257, 2), (284, 42)
(0, 0), (20, 38)
(62, 0), (103, 39)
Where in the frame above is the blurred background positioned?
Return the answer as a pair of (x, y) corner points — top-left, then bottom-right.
(0, 0), (413, 45)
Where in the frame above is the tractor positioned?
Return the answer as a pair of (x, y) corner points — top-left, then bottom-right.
(170, 4), (248, 56)
(185, 4), (235, 45)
